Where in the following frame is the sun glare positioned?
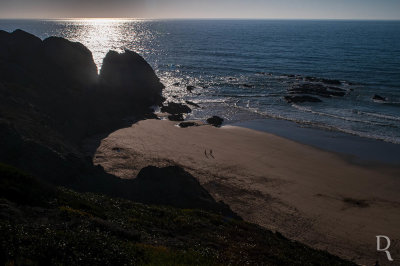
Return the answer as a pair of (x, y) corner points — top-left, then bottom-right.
(54, 19), (153, 71)
(53, 18), (144, 24)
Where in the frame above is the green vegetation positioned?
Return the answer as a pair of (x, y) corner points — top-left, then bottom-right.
(0, 163), (355, 265)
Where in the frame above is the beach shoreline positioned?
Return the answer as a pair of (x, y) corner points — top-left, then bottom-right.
(92, 118), (400, 265)
(231, 118), (400, 165)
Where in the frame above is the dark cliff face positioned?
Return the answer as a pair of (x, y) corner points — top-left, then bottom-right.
(0, 30), (98, 90)
(43, 36), (98, 88)
(0, 29), (163, 143)
(0, 29), (164, 184)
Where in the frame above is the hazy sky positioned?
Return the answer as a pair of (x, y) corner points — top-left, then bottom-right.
(0, 0), (399, 20)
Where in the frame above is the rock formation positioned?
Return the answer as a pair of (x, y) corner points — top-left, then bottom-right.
(161, 102), (192, 114)
(282, 75), (350, 104)
(284, 95), (322, 103)
(207, 116), (224, 127)
(0, 29), (98, 90)
(0, 30), (158, 192)
(304, 76), (342, 85)
(289, 83), (346, 98)
(186, 85), (195, 92)
(0, 29), (238, 217)
(168, 113), (184, 121)
(179, 122), (199, 128)
(99, 50), (164, 108)
(373, 94), (386, 101)
(43, 36), (98, 88)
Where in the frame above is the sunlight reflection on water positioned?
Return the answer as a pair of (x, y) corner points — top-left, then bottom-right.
(51, 19), (158, 70)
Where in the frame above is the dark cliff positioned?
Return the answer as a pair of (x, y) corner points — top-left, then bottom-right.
(0, 29), (164, 143)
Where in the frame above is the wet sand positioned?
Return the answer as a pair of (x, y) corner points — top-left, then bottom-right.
(92, 119), (400, 265)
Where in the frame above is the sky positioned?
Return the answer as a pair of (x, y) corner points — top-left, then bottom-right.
(0, 0), (399, 20)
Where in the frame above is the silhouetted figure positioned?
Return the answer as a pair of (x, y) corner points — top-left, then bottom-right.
(209, 149), (214, 159)
(204, 149), (208, 159)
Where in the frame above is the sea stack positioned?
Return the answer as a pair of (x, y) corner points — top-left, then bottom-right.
(99, 50), (165, 108)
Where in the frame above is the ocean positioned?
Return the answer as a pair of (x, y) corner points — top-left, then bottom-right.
(1, 19), (400, 146)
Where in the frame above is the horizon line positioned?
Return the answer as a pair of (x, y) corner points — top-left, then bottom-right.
(0, 17), (400, 22)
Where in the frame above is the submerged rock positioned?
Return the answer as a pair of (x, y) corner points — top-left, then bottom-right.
(161, 102), (192, 114)
(373, 94), (386, 101)
(304, 76), (342, 85)
(207, 116), (224, 127)
(186, 85), (195, 92)
(284, 95), (322, 103)
(242, 84), (253, 88)
(289, 83), (345, 98)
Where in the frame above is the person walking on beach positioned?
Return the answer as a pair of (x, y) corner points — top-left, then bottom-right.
(209, 149), (214, 159)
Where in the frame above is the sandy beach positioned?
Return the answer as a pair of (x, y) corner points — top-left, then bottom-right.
(92, 119), (400, 265)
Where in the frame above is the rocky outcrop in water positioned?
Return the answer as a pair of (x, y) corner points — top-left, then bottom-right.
(304, 76), (342, 85)
(161, 102), (192, 114)
(207, 116), (224, 127)
(289, 83), (346, 98)
(373, 94), (386, 101)
(242, 84), (254, 88)
(186, 85), (195, 92)
(99, 50), (164, 108)
(282, 74), (350, 104)
(276, 73), (353, 104)
(284, 95), (322, 103)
